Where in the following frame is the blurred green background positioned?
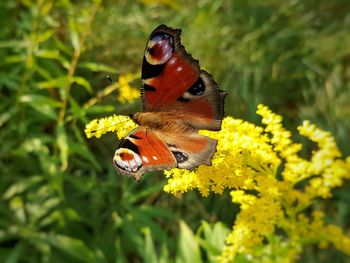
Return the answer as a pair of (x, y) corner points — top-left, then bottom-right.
(1, 0), (349, 262)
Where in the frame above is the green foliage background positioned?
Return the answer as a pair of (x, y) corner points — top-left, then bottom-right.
(0, 0), (349, 262)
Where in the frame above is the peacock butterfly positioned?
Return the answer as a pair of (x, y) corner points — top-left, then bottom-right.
(113, 25), (227, 180)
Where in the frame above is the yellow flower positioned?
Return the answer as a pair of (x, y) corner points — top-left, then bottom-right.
(164, 116), (280, 196)
(117, 73), (140, 103)
(84, 104), (350, 261)
(84, 115), (138, 139)
(164, 104), (350, 261)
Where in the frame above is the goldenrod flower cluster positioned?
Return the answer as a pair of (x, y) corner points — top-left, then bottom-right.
(85, 104), (350, 262)
(165, 105), (350, 262)
(85, 115), (137, 139)
(116, 73), (139, 103)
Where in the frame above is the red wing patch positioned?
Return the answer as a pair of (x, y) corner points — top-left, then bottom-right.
(143, 52), (198, 109)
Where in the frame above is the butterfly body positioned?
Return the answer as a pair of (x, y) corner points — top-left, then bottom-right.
(131, 112), (203, 133)
(113, 25), (227, 180)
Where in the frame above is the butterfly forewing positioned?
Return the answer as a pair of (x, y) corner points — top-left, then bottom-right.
(141, 25), (227, 130)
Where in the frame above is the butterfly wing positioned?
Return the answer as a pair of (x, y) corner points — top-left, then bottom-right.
(113, 127), (217, 180)
(113, 127), (176, 180)
(141, 25), (227, 131)
(155, 130), (218, 170)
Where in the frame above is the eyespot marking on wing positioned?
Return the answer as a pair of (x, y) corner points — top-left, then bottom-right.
(177, 77), (206, 102)
(113, 148), (142, 172)
(188, 77), (205, 95)
(145, 32), (174, 65)
(172, 151), (188, 164)
(167, 144), (188, 164)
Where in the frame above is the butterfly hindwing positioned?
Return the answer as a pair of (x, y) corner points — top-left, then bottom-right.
(113, 127), (177, 180)
(113, 127), (218, 180)
(155, 130), (218, 169)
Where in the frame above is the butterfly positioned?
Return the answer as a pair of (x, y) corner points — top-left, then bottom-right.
(113, 25), (227, 180)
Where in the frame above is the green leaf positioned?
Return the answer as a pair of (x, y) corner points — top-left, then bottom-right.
(19, 94), (61, 120)
(4, 241), (23, 263)
(27, 197), (61, 225)
(36, 30), (55, 43)
(138, 206), (175, 221)
(121, 217), (144, 252)
(85, 105), (115, 114)
(3, 176), (44, 200)
(197, 221), (229, 261)
(205, 222), (229, 250)
(68, 96), (87, 122)
(37, 76), (69, 89)
(114, 239), (128, 263)
(4, 55), (25, 64)
(125, 182), (164, 204)
(69, 17), (80, 51)
(0, 40), (26, 48)
(36, 49), (60, 59)
(176, 221), (202, 263)
(19, 94), (61, 107)
(0, 107), (18, 128)
(72, 76), (92, 93)
(36, 65), (53, 80)
(78, 62), (117, 73)
(158, 242), (170, 263)
(56, 123), (69, 171)
(142, 227), (158, 263)
(127, 207), (167, 241)
(68, 136), (101, 171)
(39, 208), (81, 229)
(47, 233), (95, 262)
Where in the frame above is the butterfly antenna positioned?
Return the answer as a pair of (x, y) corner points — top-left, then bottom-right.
(106, 75), (129, 104)
(88, 116), (131, 134)
(106, 75), (113, 82)
(83, 75), (130, 108)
